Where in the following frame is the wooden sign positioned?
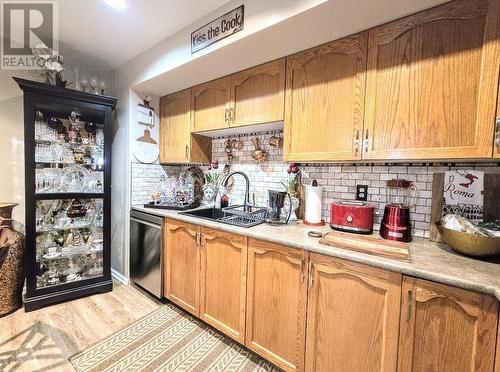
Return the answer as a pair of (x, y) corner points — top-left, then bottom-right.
(191, 5), (244, 53)
(430, 173), (500, 242)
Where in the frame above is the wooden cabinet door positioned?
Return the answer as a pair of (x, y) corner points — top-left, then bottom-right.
(305, 254), (401, 372)
(364, 0), (500, 160)
(284, 33), (368, 162)
(246, 239), (308, 372)
(164, 219), (200, 316)
(159, 89), (192, 163)
(495, 97), (500, 158)
(199, 228), (247, 343)
(398, 277), (499, 372)
(159, 90), (211, 164)
(230, 59), (285, 127)
(496, 319), (500, 372)
(191, 77), (231, 132)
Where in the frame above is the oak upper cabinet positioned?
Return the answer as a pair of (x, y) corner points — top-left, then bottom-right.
(364, 0), (500, 160)
(191, 77), (231, 132)
(246, 239), (308, 372)
(164, 219), (201, 316)
(284, 33), (368, 162)
(398, 277), (499, 372)
(159, 89), (211, 164)
(199, 228), (248, 343)
(305, 254), (401, 372)
(230, 59), (285, 127)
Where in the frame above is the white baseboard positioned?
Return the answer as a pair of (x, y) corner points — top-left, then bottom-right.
(111, 268), (129, 286)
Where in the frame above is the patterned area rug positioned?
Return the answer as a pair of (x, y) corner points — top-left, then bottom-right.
(69, 303), (280, 372)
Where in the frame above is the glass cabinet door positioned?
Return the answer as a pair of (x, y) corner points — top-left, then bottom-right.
(34, 109), (105, 194)
(35, 198), (104, 288)
(32, 104), (107, 289)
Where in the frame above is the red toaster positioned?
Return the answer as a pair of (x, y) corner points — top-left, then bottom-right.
(330, 201), (374, 234)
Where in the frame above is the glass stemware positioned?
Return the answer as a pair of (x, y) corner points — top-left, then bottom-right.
(80, 78), (89, 93)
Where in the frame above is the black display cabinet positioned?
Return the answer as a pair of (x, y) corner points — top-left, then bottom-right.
(15, 78), (117, 311)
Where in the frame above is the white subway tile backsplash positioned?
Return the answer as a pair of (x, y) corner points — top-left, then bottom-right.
(130, 130), (499, 238)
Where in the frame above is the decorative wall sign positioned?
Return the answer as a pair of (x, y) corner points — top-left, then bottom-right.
(191, 5), (244, 53)
(138, 104), (154, 126)
(134, 103), (159, 164)
(443, 170), (484, 221)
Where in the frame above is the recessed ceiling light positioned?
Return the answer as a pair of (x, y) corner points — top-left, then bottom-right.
(102, 0), (126, 10)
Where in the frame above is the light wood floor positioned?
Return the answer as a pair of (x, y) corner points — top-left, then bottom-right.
(0, 284), (161, 372)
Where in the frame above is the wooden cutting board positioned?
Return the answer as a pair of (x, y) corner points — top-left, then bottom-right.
(430, 173), (500, 242)
(319, 230), (411, 262)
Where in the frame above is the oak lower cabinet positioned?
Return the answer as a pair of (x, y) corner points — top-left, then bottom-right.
(364, 0), (500, 160)
(230, 59), (285, 127)
(163, 221), (500, 372)
(305, 254), (402, 372)
(398, 277), (499, 372)
(245, 239), (308, 372)
(191, 77), (231, 132)
(284, 32), (368, 162)
(199, 228), (247, 343)
(164, 220), (201, 316)
(159, 90), (211, 164)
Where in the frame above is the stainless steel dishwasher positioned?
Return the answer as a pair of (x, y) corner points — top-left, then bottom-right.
(130, 210), (163, 298)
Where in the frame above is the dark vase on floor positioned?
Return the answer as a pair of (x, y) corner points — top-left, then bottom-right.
(0, 203), (25, 317)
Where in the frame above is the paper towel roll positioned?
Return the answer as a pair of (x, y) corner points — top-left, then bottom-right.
(304, 185), (323, 224)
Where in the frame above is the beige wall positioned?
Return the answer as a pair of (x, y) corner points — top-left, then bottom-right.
(0, 71), (28, 224)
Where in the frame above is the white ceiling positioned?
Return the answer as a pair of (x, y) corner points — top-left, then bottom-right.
(135, 0), (449, 96)
(57, 0), (231, 68)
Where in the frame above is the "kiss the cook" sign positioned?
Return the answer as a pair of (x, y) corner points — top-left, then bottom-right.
(191, 5), (244, 53)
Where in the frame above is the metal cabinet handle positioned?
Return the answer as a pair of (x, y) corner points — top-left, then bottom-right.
(185, 145), (189, 159)
(230, 107), (234, 124)
(495, 117), (500, 148)
(195, 232), (200, 246)
(406, 289), (413, 321)
(300, 258), (305, 282)
(224, 108), (229, 123)
(364, 129), (369, 153)
(200, 233), (205, 247)
(308, 262), (315, 289)
(354, 129), (360, 155)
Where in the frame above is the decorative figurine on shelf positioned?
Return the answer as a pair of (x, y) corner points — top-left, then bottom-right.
(31, 45), (67, 87)
(67, 199), (87, 218)
(85, 122), (97, 145)
(55, 69), (68, 88)
(202, 161), (220, 206)
(0, 203), (25, 317)
(68, 111), (81, 144)
(281, 163), (301, 221)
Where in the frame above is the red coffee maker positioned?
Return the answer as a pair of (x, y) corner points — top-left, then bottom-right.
(380, 179), (417, 242)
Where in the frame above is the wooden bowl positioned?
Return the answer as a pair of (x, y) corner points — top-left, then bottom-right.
(435, 222), (500, 258)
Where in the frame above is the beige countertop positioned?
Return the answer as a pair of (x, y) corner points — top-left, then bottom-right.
(132, 206), (500, 301)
